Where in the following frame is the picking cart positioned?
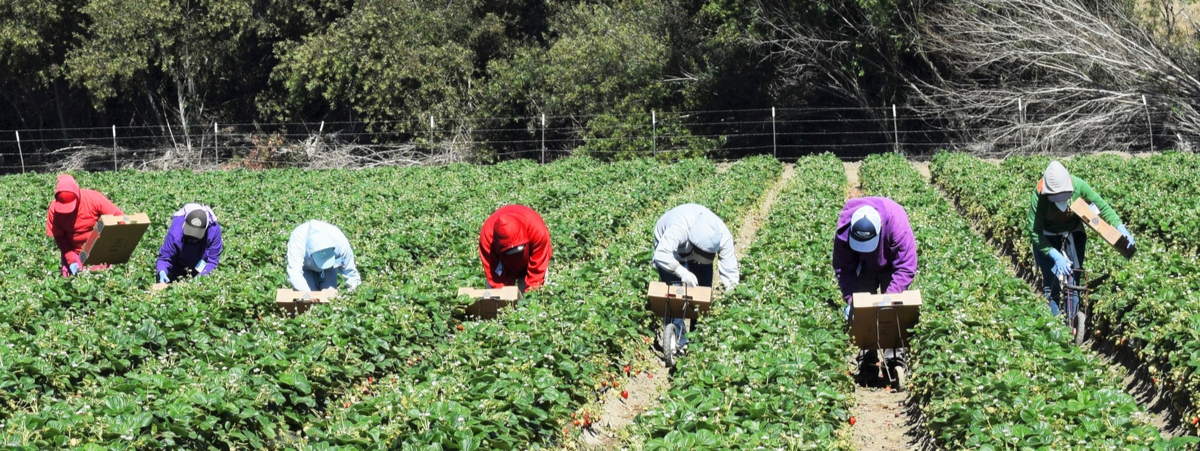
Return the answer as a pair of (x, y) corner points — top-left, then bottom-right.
(647, 282), (712, 367)
(847, 290), (922, 390)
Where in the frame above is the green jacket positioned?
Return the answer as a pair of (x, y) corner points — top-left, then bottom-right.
(1027, 175), (1123, 257)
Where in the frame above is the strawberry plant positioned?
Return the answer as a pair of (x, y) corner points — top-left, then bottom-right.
(631, 153), (855, 450)
(934, 151), (1200, 439)
(885, 152), (1195, 448)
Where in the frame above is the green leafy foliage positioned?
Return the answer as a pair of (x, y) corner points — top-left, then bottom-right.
(924, 152), (1199, 448)
(631, 153), (855, 450)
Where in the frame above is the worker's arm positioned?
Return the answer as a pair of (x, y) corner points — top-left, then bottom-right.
(522, 232), (552, 291)
(1027, 191), (1053, 257)
(286, 228), (311, 291)
(478, 227), (506, 289)
(715, 232), (739, 291)
(198, 224), (223, 277)
(885, 213), (917, 293)
(47, 210), (81, 266)
(1075, 177), (1123, 227)
(157, 218), (182, 274)
(832, 236), (859, 305)
(652, 224), (688, 276)
(338, 242), (361, 291)
(90, 191), (124, 217)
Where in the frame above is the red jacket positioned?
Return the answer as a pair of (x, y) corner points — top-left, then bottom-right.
(479, 205), (551, 291)
(46, 174), (123, 268)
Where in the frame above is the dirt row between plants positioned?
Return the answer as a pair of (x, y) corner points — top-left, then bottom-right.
(847, 161), (926, 451)
(918, 160), (1189, 439)
(569, 164), (796, 450)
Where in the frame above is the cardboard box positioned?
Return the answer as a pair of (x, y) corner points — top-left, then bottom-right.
(80, 213), (151, 266)
(276, 288), (338, 317)
(647, 282), (712, 320)
(848, 290), (922, 349)
(1069, 198), (1136, 258)
(457, 286), (521, 319)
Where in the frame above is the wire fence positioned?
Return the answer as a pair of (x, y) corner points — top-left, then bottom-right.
(0, 103), (1192, 173)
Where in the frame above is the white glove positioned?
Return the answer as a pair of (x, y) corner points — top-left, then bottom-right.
(676, 268), (699, 287)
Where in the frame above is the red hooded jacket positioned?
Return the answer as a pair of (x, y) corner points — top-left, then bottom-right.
(479, 205), (551, 291)
(46, 174), (123, 268)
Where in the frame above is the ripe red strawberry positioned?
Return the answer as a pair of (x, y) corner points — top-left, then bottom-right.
(573, 419), (580, 426)
(621, 390), (629, 399)
(624, 365), (631, 374)
(613, 381), (619, 388)
(456, 324), (464, 331)
(849, 417), (857, 426)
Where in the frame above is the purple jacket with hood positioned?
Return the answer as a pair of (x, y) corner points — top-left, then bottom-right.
(156, 203), (223, 277)
(832, 197), (917, 304)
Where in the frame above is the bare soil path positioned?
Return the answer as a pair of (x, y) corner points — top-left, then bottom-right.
(847, 161), (926, 450)
(569, 164), (796, 450)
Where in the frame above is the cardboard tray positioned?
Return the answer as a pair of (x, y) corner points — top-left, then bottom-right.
(81, 213), (151, 266)
(646, 281), (712, 320)
(1069, 198), (1136, 259)
(848, 290), (922, 349)
(457, 286), (521, 319)
(276, 288), (338, 317)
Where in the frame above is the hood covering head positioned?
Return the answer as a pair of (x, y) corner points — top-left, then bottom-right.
(53, 174), (81, 214)
(493, 213), (528, 253)
(849, 205), (882, 253)
(1040, 161), (1074, 203)
(688, 213), (725, 255)
(306, 226), (339, 270)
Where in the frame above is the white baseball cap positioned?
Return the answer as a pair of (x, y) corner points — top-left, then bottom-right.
(849, 206), (881, 252)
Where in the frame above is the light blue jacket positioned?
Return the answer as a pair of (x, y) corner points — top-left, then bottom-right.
(286, 220), (360, 291)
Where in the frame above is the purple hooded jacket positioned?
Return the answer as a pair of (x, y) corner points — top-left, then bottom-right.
(157, 204), (223, 278)
(832, 197), (917, 303)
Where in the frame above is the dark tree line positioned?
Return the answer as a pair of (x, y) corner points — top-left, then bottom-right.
(1, 0), (1197, 162)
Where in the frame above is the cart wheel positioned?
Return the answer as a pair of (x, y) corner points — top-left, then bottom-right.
(663, 323), (678, 368)
(1073, 312), (1087, 346)
(894, 365), (907, 391)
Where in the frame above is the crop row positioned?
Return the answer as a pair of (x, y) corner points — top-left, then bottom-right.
(933, 152), (1200, 436)
(629, 153), (855, 450)
(295, 156), (783, 449)
(0, 158), (702, 448)
(860, 153), (1192, 448)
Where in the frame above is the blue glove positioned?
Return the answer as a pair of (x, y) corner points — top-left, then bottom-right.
(68, 262), (80, 276)
(843, 305), (851, 320)
(159, 270), (169, 284)
(1047, 249), (1072, 278)
(1116, 224), (1135, 248)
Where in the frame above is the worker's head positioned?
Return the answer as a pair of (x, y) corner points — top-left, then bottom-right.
(849, 205), (881, 253)
(52, 174), (81, 214)
(1040, 160), (1074, 211)
(493, 213), (528, 257)
(182, 210), (209, 243)
(687, 212), (725, 262)
(305, 222), (340, 269)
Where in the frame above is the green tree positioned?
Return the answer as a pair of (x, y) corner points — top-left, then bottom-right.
(264, 0), (507, 142)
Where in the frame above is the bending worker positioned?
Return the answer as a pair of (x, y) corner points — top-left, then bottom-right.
(46, 174), (124, 277)
(156, 203), (223, 283)
(287, 220), (360, 291)
(479, 204), (552, 292)
(653, 203), (739, 352)
(1029, 160), (1133, 317)
(832, 197), (917, 318)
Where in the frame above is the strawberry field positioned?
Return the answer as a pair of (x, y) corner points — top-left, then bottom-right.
(3, 153), (1200, 449)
